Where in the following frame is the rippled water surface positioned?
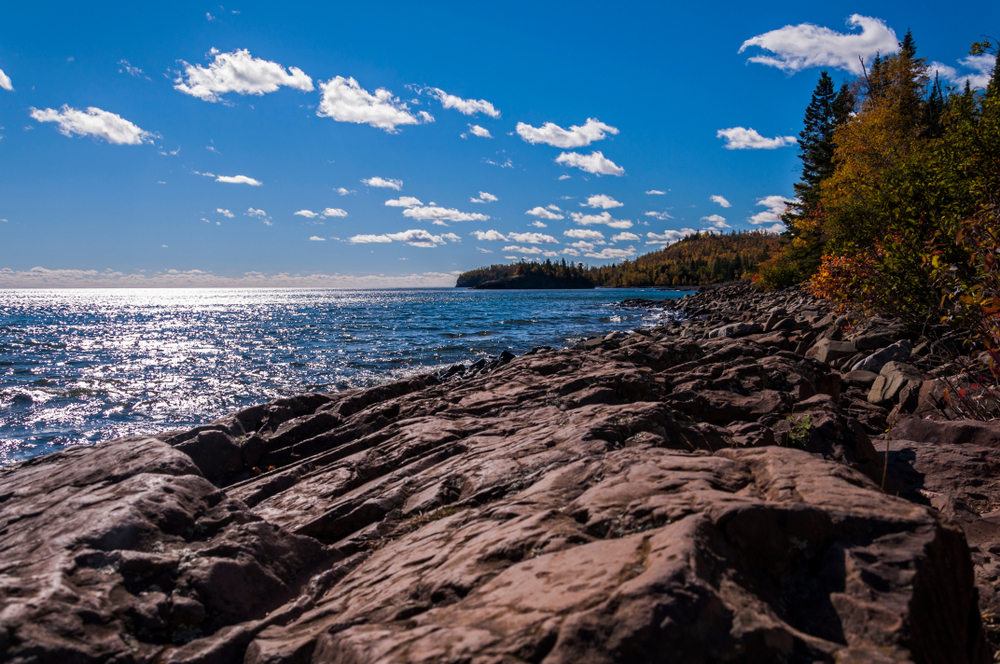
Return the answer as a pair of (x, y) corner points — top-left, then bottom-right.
(0, 288), (689, 464)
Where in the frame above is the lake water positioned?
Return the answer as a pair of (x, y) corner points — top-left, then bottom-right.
(0, 287), (690, 465)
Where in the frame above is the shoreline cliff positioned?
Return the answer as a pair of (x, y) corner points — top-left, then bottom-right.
(1, 281), (997, 663)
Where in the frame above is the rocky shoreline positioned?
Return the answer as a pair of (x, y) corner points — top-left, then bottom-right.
(2, 282), (998, 663)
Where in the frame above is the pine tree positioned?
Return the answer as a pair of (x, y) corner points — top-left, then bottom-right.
(792, 71), (839, 209)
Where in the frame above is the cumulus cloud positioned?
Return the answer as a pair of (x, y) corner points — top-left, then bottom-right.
(174, 48), (313, 102)
(30, 105), (155, 145)
(701, 214), (731, 229)
(472, 230), (507, 241)
(362, 176), (403, 190)
(503, 245), (544, 255)
(569, 211), (633, 229)
(739, 14), (898, 75)
(216, 174), (262, 185)
(562, 248), (581, 257)
(646, 228), (697, 245)
(335, 187), (356, 195)
(295, 210), (321, 218)
(322, 208), (348, 217)
(464, 124), (492, 138)
(611, 232), (640, 242)
(564, 229), (605, 241)
(216, 208), (234, 218)
(246, 208), (268, 218)
(531, 221), (548, 228)
(750, 195), (794, 226)
(403, 205), (490, 223)
(470, 191), (498, 204)
(385, 196), (423, 207)
(0, 69), (12, 91)
(418, 111), (435, 123)
(585, 246), (635, 260)
(555, 151), (624, 176)
(516, 118), (618, 148)
(0, 266), (458, 289)
(929, 54), (997, 90)
(717, 127), (797, 150)
(526, 207), (564, 220)
(710, 195), (731, 208)
(644, 211), (673, 220)
(319, 77), (426, 132)
(348, 228), (456, 247)
(645, 190), (666, 195)
(581, 194), (623, 209)
(424, 87), (500, 118)
(508, 232), (558, 244)
(309, 236), (326, 241)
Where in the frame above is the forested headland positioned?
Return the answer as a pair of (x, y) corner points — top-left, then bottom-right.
(455, 230), (780, 288)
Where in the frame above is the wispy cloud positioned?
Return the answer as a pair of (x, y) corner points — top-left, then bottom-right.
(644, 211), (673, 220)
(30, 105), (156, 145)
(402, 205), (489, 223)
(174, 48), (313, 102)
(556, 151), (624, 176)
(422, 87), (500, 118)
(717, 127), (796, 150)
(710, 195), (731, 208)
(645, 189), (666, 195)
(516, 118), (618, 148)
(216, 174), (262, 185)
(118, 60), (144, 78)
(526, 207), (564, 220)
(739, 15), (897, 75)
(309, 236), (326, 241)
(319, 77), (427, 132)
(485, 156), (513, 168)
(470, 191), (498, 204)
(929, 54), (997, 90)
(362, 176), (403, 190)
(569, 211), (632, 229)
(581, 194), (623, 209)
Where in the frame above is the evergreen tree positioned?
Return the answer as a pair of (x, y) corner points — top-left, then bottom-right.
(791, 71), (839, 209)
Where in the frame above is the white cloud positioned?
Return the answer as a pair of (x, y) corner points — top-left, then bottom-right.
(558, 174), (572, 180)
(645, 190), (666, 195)
(318, 77), (424, 133)
(470, 191), (498, 204)
(645, 211), (673, 220)
(571, 241), (597, 251)
(569, 211), (633, 229)
(309, 236), (326, 241)
(701, 214), (731, 229)
(508, 232), (558, 244)
(646, 228), (697, 245)
(477, 247), (493, 253)
(585, 246), (635, 260)
(710, 195), (731, 208)
(349, 229), (449, 247)
(516, 118), (618, 148)
(465, 124), (492, 138)
(385, 196), (423, 207)
(739, 15), (898, 75)
(562, 248), (581, 256)
(547, 204), (562, 211)
(174, 48), (313, 102)
(322, 208), (348, 217)
(216, 208), (234, 218)
(246, 208), (268, 218)
(503, 245), (544, 255)
(555, 151), (624, 176)
(485, 157), (513, 168)
(526, 207), (564, 220)
(764, 223), (786, 233)
(118, 60), (143, 77)
(216, 174), (262, 185)
(611, 232), (640, 242)
(0, 69), (12, 91)
(581, 194), (623, 209)
(418, 111), (435, 123)
(295, 210), (320, 218)
(335, 187), (356, 196)
(472, 230), (507, 241)
(530, 221), (548, 228)
(564, 229), (605, 240)
(717, 127), (797, 150)
(29, 105), (155, 145)
(750, 195), (794, 225)
(440, 232), (461, 243)
(402, 206), (489, 223)
(362, 176), (403, 190)
(425, 87), (500, 118)
(0, 266), (459, 289)
(929, 54), (997, 90)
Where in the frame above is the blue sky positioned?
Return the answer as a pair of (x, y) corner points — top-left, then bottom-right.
(1, 1), (996, 287)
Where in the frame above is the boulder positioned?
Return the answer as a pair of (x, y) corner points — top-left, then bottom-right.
(707, 322), (761, 339)
(851, 339), (913, 373)
(805, 338), (857, 364)
(868, 361), (923, 407)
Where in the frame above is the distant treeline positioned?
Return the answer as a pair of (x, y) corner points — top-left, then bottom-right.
(456, 230), (780, 288)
